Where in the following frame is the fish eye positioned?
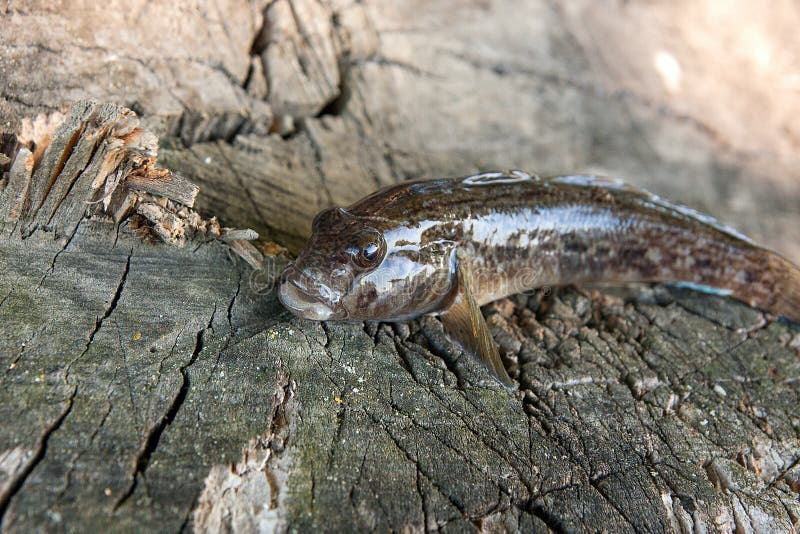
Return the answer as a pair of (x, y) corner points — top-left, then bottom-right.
(361, 242), (380, 261)
(351, 231), (385, 268)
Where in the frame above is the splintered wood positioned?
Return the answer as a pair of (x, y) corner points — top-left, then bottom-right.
(0, 101), (268, 268)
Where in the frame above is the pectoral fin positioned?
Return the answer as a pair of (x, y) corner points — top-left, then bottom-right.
(439, 261), (515, 389)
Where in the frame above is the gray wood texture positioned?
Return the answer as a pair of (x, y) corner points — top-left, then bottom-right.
(2, 1), (800, 532)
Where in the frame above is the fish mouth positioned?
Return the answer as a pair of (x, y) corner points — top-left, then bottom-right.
(278, 269), (344, 321)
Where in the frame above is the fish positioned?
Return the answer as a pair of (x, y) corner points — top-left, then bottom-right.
(278, 171), (800, 388)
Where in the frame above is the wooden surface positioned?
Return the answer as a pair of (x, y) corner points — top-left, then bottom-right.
(2, 1), (800, 532)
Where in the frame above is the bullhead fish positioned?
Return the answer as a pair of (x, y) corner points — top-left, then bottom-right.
(278, 171), (800, 388)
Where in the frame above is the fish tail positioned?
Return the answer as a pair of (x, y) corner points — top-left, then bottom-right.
(765, 253), (800, 324)
(726, 251), (800, 324)
(675, 247), (800, 324)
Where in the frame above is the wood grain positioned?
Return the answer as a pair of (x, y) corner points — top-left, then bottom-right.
(2, 1), (800, 532)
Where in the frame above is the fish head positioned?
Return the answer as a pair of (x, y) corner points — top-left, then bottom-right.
(278, 207), (457, 321)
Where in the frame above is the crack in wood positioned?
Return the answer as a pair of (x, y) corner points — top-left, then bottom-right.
(0, 289), (11, 310)
(43, 127), (107, 228)
(0, 385), (77, 525)
(207, 274), (243, 382)
(367, 409), (468, 519)
(113, 308), (215, 511)
(416, 316), (469, 388)
(414, 464), (430, 531)
(325, 398), (348, 472)
(346, 446), (370, 514)
(64, 248), (132, 384)
(57, 399), (113, 501)
(359, 56), (439, 78)
(527, 499), (570, 534)
(587, 476), (638, 530)
(38, 216), (85, 288)
(0, 90), (55, 111)
(27, 123), (86, 225)
(265, 376), (294, 511)
(767, 456), (800, 493)
(1, 325), (46, 385)
(386, 397), (517, 495)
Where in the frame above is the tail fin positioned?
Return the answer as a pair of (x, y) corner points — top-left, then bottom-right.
(768, 254), (800, 324)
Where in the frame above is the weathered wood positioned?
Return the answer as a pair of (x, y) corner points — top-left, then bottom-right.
(1, 104), (798, 534)
(2, 1), (800, 533)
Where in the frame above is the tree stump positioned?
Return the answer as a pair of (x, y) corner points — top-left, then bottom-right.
(2, 1), (800, 532)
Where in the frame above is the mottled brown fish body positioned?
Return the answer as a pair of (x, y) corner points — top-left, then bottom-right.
(279, 171), (800, 387)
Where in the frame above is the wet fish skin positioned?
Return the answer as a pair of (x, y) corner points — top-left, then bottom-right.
(278, 171), (800, 386)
